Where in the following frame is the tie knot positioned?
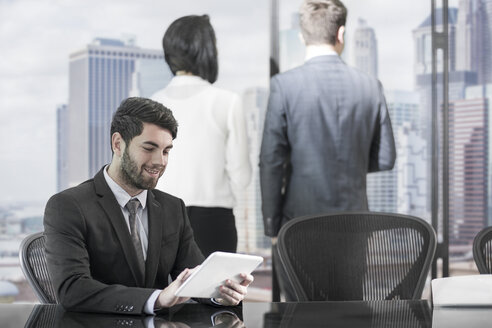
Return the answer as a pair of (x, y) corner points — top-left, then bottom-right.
(125, 198), (140, 215)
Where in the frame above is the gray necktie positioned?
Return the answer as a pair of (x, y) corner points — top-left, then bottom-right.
(125, 198), (145, 281)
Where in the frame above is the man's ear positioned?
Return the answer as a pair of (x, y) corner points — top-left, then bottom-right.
(111, 132), (125, 157)
(334, 25), (345, 55)
(337, 25), (345, 46)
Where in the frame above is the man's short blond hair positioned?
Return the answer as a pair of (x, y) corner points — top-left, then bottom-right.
(299, 0), (347, 46)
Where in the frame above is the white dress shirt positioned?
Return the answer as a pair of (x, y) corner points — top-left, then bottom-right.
(103, 166), (160, 314)
(305, 44), (338, 61)
(152, 75), (251, 208)
(103, 166), (149, 258)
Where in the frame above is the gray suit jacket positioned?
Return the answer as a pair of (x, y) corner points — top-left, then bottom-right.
(44, 168), (205, 314)
(260, 55), (396, 237)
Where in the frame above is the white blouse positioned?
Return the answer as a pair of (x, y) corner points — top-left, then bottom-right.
(151, 75), (251, 208)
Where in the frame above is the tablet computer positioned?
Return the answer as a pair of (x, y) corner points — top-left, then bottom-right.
(175, 251), (263, 298)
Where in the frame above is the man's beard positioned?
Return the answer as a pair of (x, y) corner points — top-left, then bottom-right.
(120, 148), (162, 190)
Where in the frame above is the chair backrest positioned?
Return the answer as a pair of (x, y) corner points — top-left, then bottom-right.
(277, 212), (436, 301)
(19, 232), (58, 304)
(473, 226), (492, 274)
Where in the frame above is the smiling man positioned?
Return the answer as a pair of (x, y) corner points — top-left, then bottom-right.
(43, 97), (252, 314)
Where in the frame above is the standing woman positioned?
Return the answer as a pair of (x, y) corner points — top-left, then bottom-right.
(152, 15), (251, 257)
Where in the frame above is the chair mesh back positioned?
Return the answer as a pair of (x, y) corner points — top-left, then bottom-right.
(19, 232), (58, 304)
(473, 226), (492, 274)
(277, 212), (436, 301)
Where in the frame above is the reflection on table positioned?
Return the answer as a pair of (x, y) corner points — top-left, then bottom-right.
(4, 300), (492, 327)
(20, 303), (244, 328)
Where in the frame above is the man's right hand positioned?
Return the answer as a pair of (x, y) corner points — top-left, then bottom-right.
(155, 266), (199, 308)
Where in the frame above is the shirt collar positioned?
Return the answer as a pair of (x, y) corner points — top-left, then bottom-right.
(168, 75), (210, 86)
(103, 165), (147, 209)
(305, 44), (338, 62)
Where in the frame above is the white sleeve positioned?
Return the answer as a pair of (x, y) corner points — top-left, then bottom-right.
(144, 289), (162, 314)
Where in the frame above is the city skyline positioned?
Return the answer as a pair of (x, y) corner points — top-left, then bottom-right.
(1, 1), (437, 203)
(0, 0), (270, 203)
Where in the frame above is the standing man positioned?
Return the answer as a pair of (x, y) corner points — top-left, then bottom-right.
(44, 97), (252, 314)
(260, 0), (395, 240)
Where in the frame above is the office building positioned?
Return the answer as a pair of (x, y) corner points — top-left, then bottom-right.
(61, 38), (168, 189)
(352, 18), (378, 78)
(236, 87), (270, 253)
(397, 123), (428, 219)
(56, 104), (69, 192)
(413, 8), (465, 215)
(466, 84), (492, 226)
(279, 13), (305, 71)
(472, 0), (492, 84)
(367, 90), (421, 213)
(413, 8), (458, 77)
(448, 97), (488, 255)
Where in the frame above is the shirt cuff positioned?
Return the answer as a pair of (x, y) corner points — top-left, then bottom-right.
(144, 289), (162, 314)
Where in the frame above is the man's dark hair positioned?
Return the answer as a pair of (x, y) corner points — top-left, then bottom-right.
(299, 0), (347, 46)
(162, 15), (218, 83)
(110, 97), (178, 151)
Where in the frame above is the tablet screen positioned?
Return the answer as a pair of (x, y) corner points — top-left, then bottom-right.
(175, 251), (263, 298)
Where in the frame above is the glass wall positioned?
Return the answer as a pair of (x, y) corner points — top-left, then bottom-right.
(2, 0), (487, 303)
(277, 0), (485, 281)
(277, 2), (432, 212)
(444, 0), (490, 276)
(0, 0), (269, 302)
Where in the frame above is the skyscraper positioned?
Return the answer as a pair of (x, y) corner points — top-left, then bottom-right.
(448, 97), (488, 255)
(397, 122), (428, 219)
(367, 90), (421, 213)
(465, 84), (492, 226)
(56, 104), (69, 192)
(236, 87), (269, 253)
(413, 8), (458, 77)
(352, 18), (378, 77)
(413, 8), (461, 214)
(279, 13), (305, 71)
(475, 0), (492, 84)
(61, 38), (169, 189)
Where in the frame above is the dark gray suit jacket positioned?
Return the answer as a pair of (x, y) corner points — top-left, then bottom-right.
(44, 168), (205, 314)
(260, 55), (396, 237)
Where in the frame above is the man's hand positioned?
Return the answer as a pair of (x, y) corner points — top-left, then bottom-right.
(155, 266), (199, 308)
(214, 273), (254, 306)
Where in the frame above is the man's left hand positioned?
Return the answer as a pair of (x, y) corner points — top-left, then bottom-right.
(215, 273), (254, 306)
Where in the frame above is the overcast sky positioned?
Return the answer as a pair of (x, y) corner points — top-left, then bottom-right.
(0, 0), (451, 204)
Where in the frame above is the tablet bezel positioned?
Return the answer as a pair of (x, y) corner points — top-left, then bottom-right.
(174, 251), (263, 298)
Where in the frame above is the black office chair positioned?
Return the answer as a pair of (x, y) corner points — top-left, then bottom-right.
(19, 232), (58, 304)
(277, 212), (436, 301)
(473, 226), (492, 274)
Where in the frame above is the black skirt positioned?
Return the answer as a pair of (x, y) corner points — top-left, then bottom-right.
(186, 206), (238, 258)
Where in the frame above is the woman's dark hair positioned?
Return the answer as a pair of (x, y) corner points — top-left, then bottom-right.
(163, 15), (218, 83)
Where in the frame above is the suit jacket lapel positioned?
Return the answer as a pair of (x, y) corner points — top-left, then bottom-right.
(145, 191), (162, 287)
(94, 168), (145, 286)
